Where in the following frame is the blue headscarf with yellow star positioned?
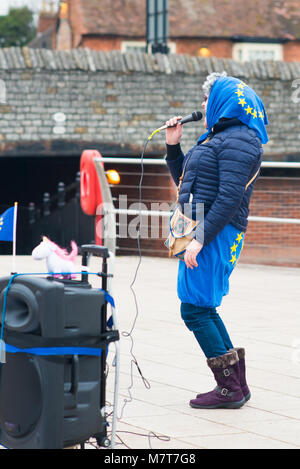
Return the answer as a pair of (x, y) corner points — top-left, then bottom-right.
(198, 76), (269, 144)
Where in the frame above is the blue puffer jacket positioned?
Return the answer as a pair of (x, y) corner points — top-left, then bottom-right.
(166, 119), (263, 246)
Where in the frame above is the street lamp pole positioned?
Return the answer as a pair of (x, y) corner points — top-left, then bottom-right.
(146, 0), (169, 54)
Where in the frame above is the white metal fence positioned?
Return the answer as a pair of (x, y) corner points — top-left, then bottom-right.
(98, 157), (300, 225)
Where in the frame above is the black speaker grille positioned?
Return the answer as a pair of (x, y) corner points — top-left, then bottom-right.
(0, 355), (42, 438)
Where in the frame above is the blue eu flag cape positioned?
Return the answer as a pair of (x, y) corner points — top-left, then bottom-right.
(0, 206), (15, 241)
(198, 76), (269, 144)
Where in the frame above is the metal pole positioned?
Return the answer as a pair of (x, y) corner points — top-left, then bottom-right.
(108, 207), (300, 225)
(100, 257), (108, 442)
(248, 216), (300, 224)
(96, 157), (300, 168)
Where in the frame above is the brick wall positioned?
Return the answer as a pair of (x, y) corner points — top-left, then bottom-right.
(175, 39), (233, 58)
(284, 40), (300, 62)
(242, 177), (300, 267)
(176, 40), (300, 62)
(37, 13), (57, 35)
(82, 37), (123, 52)
(59, 35), (300, 63)
(81, 35), (235, 59)
(109, 163), (300, 267)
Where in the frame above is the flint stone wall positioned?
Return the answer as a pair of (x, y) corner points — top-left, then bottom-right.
(0, 47), (299, 159)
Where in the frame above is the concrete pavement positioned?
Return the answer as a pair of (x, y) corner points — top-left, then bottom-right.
(0, 255), (299, 449)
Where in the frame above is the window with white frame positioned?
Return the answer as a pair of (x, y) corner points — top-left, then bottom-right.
(233, 43), (283, 62)
(121, 40), (176, 54)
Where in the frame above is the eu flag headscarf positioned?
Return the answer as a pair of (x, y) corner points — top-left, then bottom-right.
(198, 76), (269, 144)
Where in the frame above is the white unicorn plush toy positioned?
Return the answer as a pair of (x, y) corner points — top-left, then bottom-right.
(32, 237), (78, 279)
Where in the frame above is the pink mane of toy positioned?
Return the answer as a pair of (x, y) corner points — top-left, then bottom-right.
(51, 240), (78, 262)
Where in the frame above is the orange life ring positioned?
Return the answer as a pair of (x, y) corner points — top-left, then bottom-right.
(80, 150), (104, 245)
(80, 150), (103, 216)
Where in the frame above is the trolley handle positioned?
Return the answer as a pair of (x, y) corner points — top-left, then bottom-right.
(80, 245), (110, 260)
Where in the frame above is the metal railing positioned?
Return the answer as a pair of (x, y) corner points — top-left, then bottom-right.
(98, 157), (300, 265)
(100, 157), (300, 225)
(98, 157), (300, 169)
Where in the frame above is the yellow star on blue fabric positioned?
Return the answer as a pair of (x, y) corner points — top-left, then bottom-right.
(246, 105), (253, 115)
(231, 243), (238, 254)
(259, 111), (264, 120)
(252, 109), (257, 119)
(230, 254), (237, 265)
(236, 233), (243, 243)
(235, 89), (244, 98)
(238, 98), (246, 107)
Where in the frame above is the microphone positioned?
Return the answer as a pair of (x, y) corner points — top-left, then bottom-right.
(157, 110), (203, 132)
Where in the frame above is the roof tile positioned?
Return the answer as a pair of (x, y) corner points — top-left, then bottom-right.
(75, 0), (300, 40)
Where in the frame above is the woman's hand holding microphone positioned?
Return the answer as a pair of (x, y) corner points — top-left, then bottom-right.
(165, 116), (183, 145)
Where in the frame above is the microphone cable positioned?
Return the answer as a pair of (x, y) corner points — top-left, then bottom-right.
(118, 134), (154, 420)
(118, 118), (197, 442)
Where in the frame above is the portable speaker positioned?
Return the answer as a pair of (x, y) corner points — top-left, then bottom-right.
(0, 274), (113, 449)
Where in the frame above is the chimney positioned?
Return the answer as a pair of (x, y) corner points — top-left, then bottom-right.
(37, 0), (58, 34)
(56, 1), (72, 50)
(59, 1), (69, 20)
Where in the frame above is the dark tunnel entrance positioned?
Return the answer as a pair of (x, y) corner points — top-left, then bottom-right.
(0, 155), (81, 206)
(0, 155), (94, 255)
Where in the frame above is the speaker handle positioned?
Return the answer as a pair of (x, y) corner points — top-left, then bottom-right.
(70, 355), (79, 400)
(80, 245), (109, 259)
(80, 244), (110, 284)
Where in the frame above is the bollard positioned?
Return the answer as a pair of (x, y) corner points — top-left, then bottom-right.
(57, 182), (66, 209)
(43, 192), (51, 217)
(28, 202), (36, 225)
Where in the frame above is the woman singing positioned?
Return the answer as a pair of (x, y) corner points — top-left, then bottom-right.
(165, 72), (268, 409)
